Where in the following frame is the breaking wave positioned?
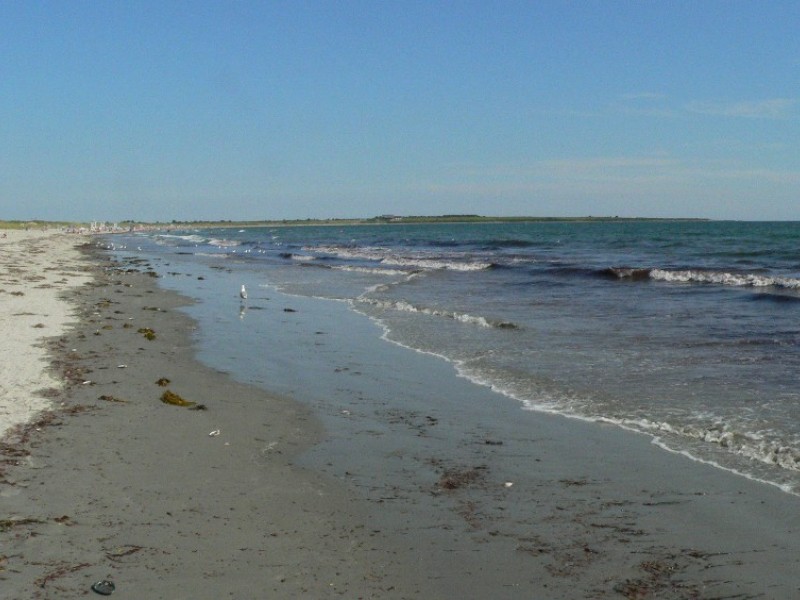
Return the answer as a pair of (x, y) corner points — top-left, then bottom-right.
(629, 418), (800, 472)
(606, 267), (800, 290)
(356, 298), (518, 329)
(303, 244), (494, 272)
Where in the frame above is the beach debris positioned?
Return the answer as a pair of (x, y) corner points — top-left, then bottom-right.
(560, 478), (589, 487)
(438, 467), (483, 491)
(504, 482), (514, 488)
(155, 377), (170, 386)
(106, 545), (143, 562)
(137, 327), (156, 340)
(0, 517), (43, 532)
(99, 394), (127, 403)
(34, 562), (92, 589)
(283, 307), (296, 312)
(160, 390), (196, 408)
(91, 580), (116, 595)
(240, 284), (247, 300)
(81, 380), (93, 385)
(116, 364), (127, 368)
(209, 429), (221, 437)
(484, 439), (504, 446)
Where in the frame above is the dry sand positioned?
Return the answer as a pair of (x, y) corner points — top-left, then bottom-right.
(0, 230), (92, 439)
(1, 234), (800, 599)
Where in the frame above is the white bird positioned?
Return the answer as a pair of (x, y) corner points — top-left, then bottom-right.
(240, 284), (247, 300)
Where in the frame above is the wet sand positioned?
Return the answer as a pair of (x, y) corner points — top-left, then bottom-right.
(1, 237), (799, 599)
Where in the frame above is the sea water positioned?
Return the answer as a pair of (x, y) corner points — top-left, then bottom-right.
(107, 220), (800, 494)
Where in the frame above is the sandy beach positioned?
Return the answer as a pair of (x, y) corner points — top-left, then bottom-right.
(2, 233), (800, 599)
(0, 230), (92, 440)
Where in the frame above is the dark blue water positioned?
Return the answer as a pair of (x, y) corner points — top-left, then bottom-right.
(109, 220), (800, 493)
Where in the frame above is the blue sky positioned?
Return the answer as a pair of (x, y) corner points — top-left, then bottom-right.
(1, 1), (798, 222)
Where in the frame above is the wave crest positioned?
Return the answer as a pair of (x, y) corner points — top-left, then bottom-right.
(607, 266), (800, 290)
(633, 418), (800, 472)
(357, 298), (517, 329)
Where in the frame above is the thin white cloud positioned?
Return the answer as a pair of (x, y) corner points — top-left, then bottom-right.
(616, 92), (678, 117)
(540, 156), (677, 171)
(686, 98), (796, 119)
(620, 92), (666, 101)
(417, 155), (800, 197)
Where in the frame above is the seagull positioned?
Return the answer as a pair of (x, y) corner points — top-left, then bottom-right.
(240, 284), (247, 300)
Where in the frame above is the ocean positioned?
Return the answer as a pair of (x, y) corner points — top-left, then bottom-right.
(107, 220), (800, 494)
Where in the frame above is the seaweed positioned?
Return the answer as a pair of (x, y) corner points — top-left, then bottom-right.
(106, 544), (143, 561)
(0, 517), (43, 532)
(34, 562), (92, 589)
(160, 390), (195, 408)
(98, 394), (127, 403)
(137, 327), (156, 340)
(438, 467), (483, 490)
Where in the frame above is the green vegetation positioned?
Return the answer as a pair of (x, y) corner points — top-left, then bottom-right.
(0, 220), (86, 230)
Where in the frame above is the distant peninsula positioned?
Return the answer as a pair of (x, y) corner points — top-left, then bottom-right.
(3, 215), (710, 232)
(119, 214), (711, 230)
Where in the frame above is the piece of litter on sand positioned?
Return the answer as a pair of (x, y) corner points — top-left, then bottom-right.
(82, 380), (92, 385)
(504, 482), (514, 488)
(209, 430), (221, 437)
(117, 364), (127, 368)
(91, 580), (115, 595)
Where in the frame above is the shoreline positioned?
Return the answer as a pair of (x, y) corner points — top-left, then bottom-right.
(1, 238), (799, 598)
(1, 241), (404, 598)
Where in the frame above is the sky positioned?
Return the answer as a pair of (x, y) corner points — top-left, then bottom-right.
(1, 1), (798, 222)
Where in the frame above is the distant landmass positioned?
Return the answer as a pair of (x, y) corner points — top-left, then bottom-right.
(2, 215), (710, 231)
(121, 214), (711, 229)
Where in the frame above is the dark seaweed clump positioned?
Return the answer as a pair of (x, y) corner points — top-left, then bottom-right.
(160, 390), (195, 408)
(137, 327), (156, 340)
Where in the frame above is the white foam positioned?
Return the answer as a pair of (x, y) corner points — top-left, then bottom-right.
(332, 266), (408, 276)
(650, 269), (800, 289)
(303, 244), (492, 272)
(209, 238), (241, 248)
(357, 297), (516, 329)
(381, 257), (492, 271)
